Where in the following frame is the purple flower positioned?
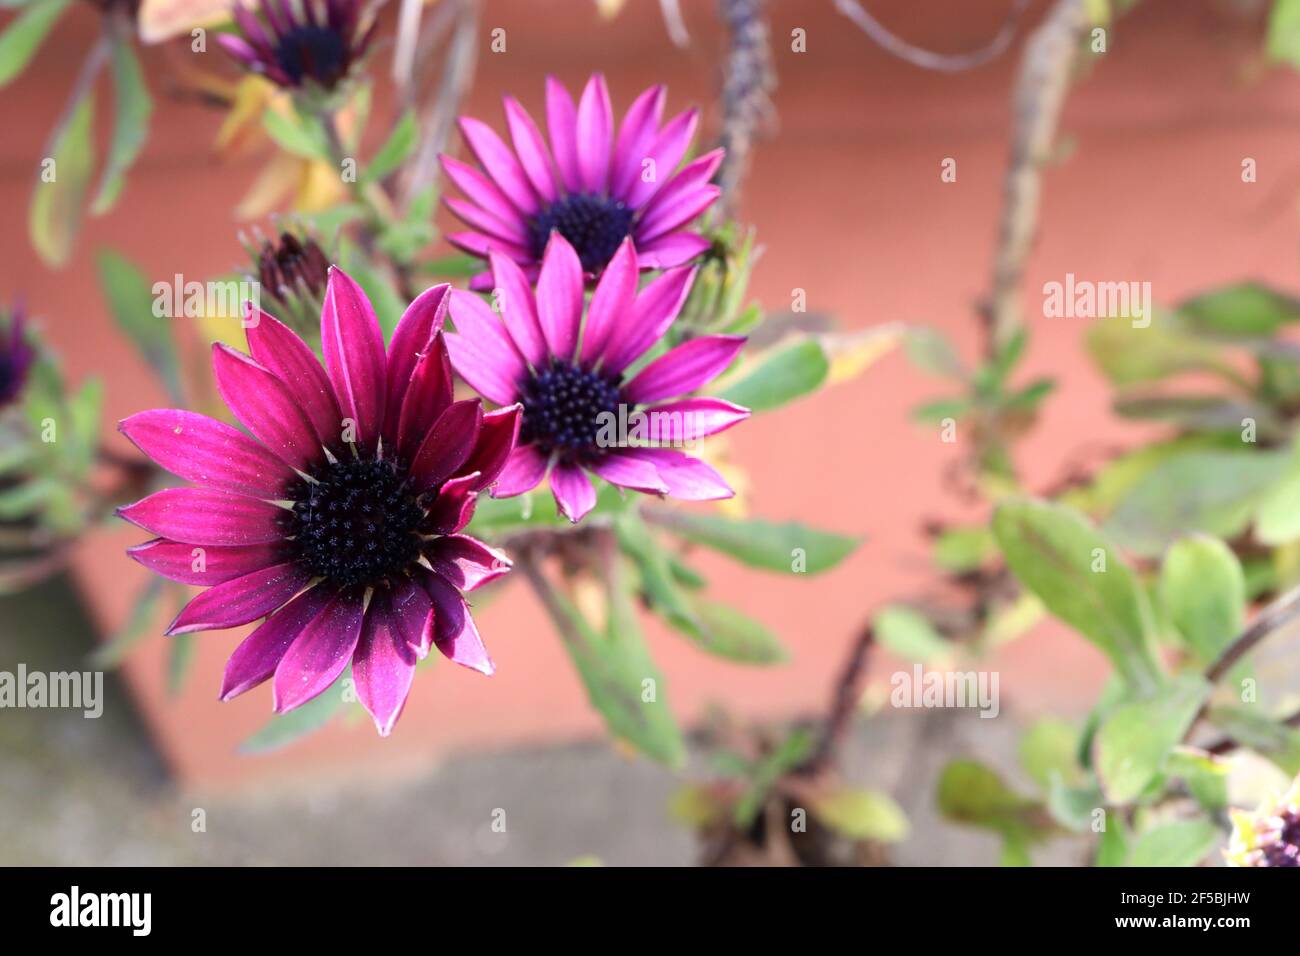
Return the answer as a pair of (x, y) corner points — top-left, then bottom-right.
(117, 269), (521, 736)
(0, 303), (35, 409)
(218, 0), (377, 93)
(446, 234), (748, 522)
(441, 73), (723, 290)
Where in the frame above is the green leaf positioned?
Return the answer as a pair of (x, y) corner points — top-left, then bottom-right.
(0, 0), (70, 88)
(874, 604), (952, 663)
(1179, 282), (1300, 338)
(932, 526), (995, 573)
(88, 577), (163, 668)
(733, 728), (813, 827)
(904, 326), (964, 378)
(1113, 395), (1279, 438)
(261, 107), (329, 161)
(1086, 312), (1234, 387)
(690, 600), (789, 664)
(810, 788), (909, 843)
(1205, 706), (1300, 775)
(1125, 819), (1220, 868)
(1158, 535), (1244, 664)
(30, 85), (94, 268)
(1095, 810), (1129, 866)
(418, 252), (483, 278)
(718, 338), (828, 413)
(652, 510), (860, 575)
(361, 109), (418, 184)
(1094, 674), (1210, 803)
(166, 631), (195, 697)
(1254, 465), (1300, 545)
(240, 670), (350, 754)
(1268, 0), (1300, 68)
(912, 397), (970, 424)
(992, 499), (1163, 690)
(95, 248), (183, 402)
(1165, 747), (1229, 811)
(1020, 718), (1083, 791)
(1046, 778), (1104, 832)
(90, 34), (151, 215)
(936, 759), (1053, 848)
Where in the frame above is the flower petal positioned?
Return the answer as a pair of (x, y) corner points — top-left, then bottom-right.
(504, 95), (558, 202)
(245, 307), (345, 454)
(409, 399), (483, 491)
(212, 343), (323, 473)
(167, 561), (312, 635)
(624, 108), (700, 209)
(118, 488), (287, 546)
(352, 595), (418, 736)
(273, 588), (365, 713)
(623, 447), (734, 500)
(489, 251), (547, 367)
(535, 233), (584, 361)
(575, 72), (613, 194)
(220, 584), (333, 701)
(384, 283), (451, 447)
(421, 570), (495, 675)
(445, 196), (530, 244)
(639, 147), (724, 222)
(637, 184), (721, 243)
(322, 267), (387, 453)
(634, 232), (712, 270)
(550, 463), (596, 522)
(579, 238), (637, 368)
(119, 409), (296, 499)
(545, 75), (582, 194)
(388, 574), (435, 658)
(611, 84), (666, 201)
(446, 290), (528, 404)
(458, 403), (522, 491)
(623, 335), (745, 404)
(639, 396), (751, 441)
(446, 230), (534, 265)
(601, 266), (696, 374)
(423, 471), (481, 534)
(458, 115), (539, 215)
(490, 443), (549, 498)
(395, 331), (455, 463)
(440, 154), (524, 230)
(590, 452), (668, 493)
(425, 534), (511, 591)
(128, 538), (287, 586)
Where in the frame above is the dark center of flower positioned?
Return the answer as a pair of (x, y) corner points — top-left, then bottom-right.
(275, 25), (350, 89)
(0, 353), (18, 407)
(1260, 809), (1300, 867)
(519, 360), (624, 461)
(288, 458), (423, 588)
(530, 194), (635, 274)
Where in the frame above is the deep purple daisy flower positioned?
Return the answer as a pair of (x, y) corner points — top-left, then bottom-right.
(0, 304), (35, 409)
(117, 269), (521, 736)
(446, 233), (749, 522)
(218, 0), (377, 93)
(441, 73), (724, 290)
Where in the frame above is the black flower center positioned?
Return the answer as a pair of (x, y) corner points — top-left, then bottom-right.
(275, 25), (350, 89)
(519, 360), (624, 460)
(530, 194), (635, 273)
(288, 458), (423, 588)
(1261, 810), (1300, 867)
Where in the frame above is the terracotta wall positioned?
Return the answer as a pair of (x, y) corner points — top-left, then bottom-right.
(3, 0), (1299, 788)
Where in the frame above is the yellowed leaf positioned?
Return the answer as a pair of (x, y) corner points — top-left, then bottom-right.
(138, 0), (234, 44)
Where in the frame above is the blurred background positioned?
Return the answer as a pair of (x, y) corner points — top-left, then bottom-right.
(3, 0), (1299, 864)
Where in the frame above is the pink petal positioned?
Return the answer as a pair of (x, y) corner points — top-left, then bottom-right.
(458, 115), (539, 215)
(425, 534), (511, 591)
(490, 443), (549, 498)
(590, 452), (668, 493)
(128, 538), (287, 586)
(245, 307), (345, 454)
(212, 344), (323, 473)
(422, 570), (495, 675)
(639, 147), (725, 222)
(352, 596), (418, 736)
(611, 84), (666, 201)
(545, 75), (582, 194)
(167, 561), (311, 635)
(634, 232), (712, 270)
(322, 267), (387, 453)
(119, 409), (296, 499)
(637, 185), (721, 243)
(535, 233), (584, 361)
(601, 266), (697, 374)
(118, 488), (287, 546)
(579, 238), (637, 368)
(503, 95), (558, 202)
(409, 399), (483, 490)
(489, 251), (548, 367)
(395, 331), (455, 463)
(623, 447), (734, 500)
(273, 589), (366, 713)
(445, 196), (530, 245)
(439, 154), (526, 230)
(550, 463), (596, 522)
(384, 283), (452, 448)
(639, 396), (750, 441)
(424, 471), (481, 534)
(221, 584), (333, 700)
(624, 108), (700, 209)
(575, 72), (613, 194)
(445, 230), (534, 266)
(458, 403), (522, 491)
(623, 335), (745, 405)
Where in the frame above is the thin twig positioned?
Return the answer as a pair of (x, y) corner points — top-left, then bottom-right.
(1203, 709), (1300, 756)
(833, 0), (1032, 73)
(805, 626), (875, 773)
(713, 0), (777, 216)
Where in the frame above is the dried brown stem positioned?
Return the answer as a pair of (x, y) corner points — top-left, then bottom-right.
(834, 0), (1032, 73)
(805, 626), (875, 773)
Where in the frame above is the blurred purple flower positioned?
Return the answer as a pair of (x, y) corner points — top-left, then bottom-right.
(442, 73), (723, 290)
(0, 304), (35, 409)
(118, 269), (521, 736)
(446, 234), (748, 523)
(218, 0), (377, 93)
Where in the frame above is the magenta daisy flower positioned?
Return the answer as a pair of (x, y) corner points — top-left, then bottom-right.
(0, 303), (35, 409)
(446, 233), (749, 522)
(441, 73), (723, 290)
(218, 0), (378, 93)
(117, 269), (521, 736)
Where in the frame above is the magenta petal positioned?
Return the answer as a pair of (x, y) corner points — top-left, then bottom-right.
(611, 84), (667, 200)
(424, 471), (481, 534)
(640, 396), (750, 441)
(128, 538), (287, 586)
(458, 115), (539, 215)
(490, 443), (549, 498)
(458, 403), (522, 491)
(640, 147), (725, 222)
(575, 72), (613, 194)
(545, 75), (582, 194)
(489, 251), (548, 367)
(166, 561), (311, 635)
(503, 95), (558, 202)
(637, 185), (722, 243)
(624, 447), (734, 500)
(395, 331), (455, 463)
(322, 267), (388, 453)
(590, 452), (668, 493)
(220, 584), (333, 700)
(119, 409), (295, 499)
(623, 335), (746, 405)
(245, 308), (345, 454)
(426, 534), (511, 591)
(550, 463), (596, 522)
(445, 196), (530, 244)
(212, 343), (323, 473)
(446, 292), (527, 405)
(580, 238), (638, 368)
(118, 488), (287, 546)
(535, 234), (584, 361)
(388, 574), (435, 658)
(624, 108), (700, 209)
(353, 596), (418, 736)
(421, 570), (495, 675)
(384, 283), (451, 447)
(446, 230), (534, 265)
(602, 266), (696, 374)
(440, 155), (524, 230)
(635, 232), (712, 270)
(409, 399), (483, 490)
(272, 589), (365, 713)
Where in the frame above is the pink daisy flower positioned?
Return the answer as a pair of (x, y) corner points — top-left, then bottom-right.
(219, 0), (378, 93)
(441, 73), (724, 290)
(117, 269), (521, 736)
(446, 233), (749, 522)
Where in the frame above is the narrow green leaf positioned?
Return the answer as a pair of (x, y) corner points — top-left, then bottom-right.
(30, 86), (94, 268)
(810, 788), (910, 843)
(91, 35), (152, 215)
(361, 109), (418, 184)
(1269, 0), (1300, 68)
(874, 605), (952, 663)
(690, 600), (789, 664)
(166, 631), (195, 697)
(1179, 282), (1300, 338)
(95, 248), (183, 402)
(1158, 534), (1244, 664)
(718, 338), (828, 413)
(89, 577), (163, 668)
(904, 326), (964, 378)
(0, 0), (70, 88)
(1095, 810), (1129, 866)
(936, 759), (1053, 847)
(261, 107), (329, 161)
(1094, 674), (1210, 803)
(240, 670), (350, 754)
(653, 510), (860, 575)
